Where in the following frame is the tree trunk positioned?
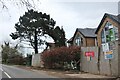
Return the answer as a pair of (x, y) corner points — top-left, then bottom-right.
(34, 29), (38, 54)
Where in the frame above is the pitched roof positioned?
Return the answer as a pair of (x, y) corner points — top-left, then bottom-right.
(67, 28), (96, 43)
(117, 14), (120, 21)
(95, 13), (120, 34)
(108, 13), (120, 23)
(77, 28), (96, 38)
(67, 37), (73, 43)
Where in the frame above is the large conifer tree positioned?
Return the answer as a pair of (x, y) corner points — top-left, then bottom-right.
(10, 9), (66, 54)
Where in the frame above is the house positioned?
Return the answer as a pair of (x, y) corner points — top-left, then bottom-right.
(93, 13), (120, 76)
(67, 28), (97, 47)
(46, 42), (55, 50)
(95, 13), (120, 47)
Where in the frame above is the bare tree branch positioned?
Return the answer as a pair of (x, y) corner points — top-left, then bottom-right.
(0, 0), (8, 10)
(0, 0), (40, 10)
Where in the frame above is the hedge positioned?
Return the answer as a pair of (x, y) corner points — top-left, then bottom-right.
(41, 46), (81, 69)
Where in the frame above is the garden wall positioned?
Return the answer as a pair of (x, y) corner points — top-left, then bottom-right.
(32, 54), (43, 67)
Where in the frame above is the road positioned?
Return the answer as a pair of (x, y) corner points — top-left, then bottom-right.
(1, 64), (60, 79)
(0, 64), (9, 79)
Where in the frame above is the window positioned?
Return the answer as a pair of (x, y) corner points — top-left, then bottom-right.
(101, 21), (118, 43)
(114, 27), (119, 40)
(101, 29), (106, 43)
(75, 36), (81, 46)
(81, 38), (83, 46)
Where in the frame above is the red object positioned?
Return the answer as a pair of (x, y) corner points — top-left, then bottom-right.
(85, 51), (94, 57)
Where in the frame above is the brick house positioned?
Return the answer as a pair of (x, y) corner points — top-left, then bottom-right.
(67, 28), (97, 47)
(95, 13), (120, 46)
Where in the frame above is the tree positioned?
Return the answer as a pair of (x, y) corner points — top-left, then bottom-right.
(1, 41), (24, 64)
(10, 9), (66, 54)
(0, 0), (39, 10)
(1, 42), (9, 63)
(53, 26), (66, 47)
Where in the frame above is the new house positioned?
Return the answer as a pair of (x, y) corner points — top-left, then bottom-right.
(68, 28), (97, 47)
(95, 13), (120, 47)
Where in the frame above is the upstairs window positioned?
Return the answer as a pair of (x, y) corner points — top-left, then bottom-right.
(101, 29), (106, 43)
(101, 21), (118, 43)
(75, 36), (81, 46)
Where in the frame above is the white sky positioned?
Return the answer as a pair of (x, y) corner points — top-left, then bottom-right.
(0, 0), (119, 54)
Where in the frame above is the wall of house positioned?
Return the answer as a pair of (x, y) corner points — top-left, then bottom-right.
(73, 32), (96, 47)
(86, 37), (96, 47)
(97, 17), (119, 47)
(95, 16), (120, 76)
(81, 42), (119, 76)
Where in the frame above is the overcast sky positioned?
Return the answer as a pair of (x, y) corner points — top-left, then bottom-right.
(0, 0), (119, 53)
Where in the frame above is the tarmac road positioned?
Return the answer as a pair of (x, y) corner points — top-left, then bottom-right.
(0, 64), (9, 79)
(1, 64), (58, 79)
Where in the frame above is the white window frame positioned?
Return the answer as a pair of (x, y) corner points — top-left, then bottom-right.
(75, 36), (81, 46)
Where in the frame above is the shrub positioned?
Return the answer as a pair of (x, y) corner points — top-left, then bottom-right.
(41, 46), (81, 69)
(7, 54), (25, 65)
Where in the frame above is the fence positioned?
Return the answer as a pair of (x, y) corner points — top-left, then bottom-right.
(31, 41), (120, 76)
(81, 47), (99, 74)
(81, 41), (119, 76)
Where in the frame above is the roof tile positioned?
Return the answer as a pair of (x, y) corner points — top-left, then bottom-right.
(78, 28), (96, 37)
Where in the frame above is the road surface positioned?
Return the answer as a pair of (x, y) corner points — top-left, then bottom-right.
(1, 64), (115, 80)
(1, 64), (60, 79)
(1, 64), (10, 79)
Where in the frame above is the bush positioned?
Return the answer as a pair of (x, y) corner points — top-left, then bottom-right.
(7, 55), (25, 65)
(41, 46), (81, 69)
